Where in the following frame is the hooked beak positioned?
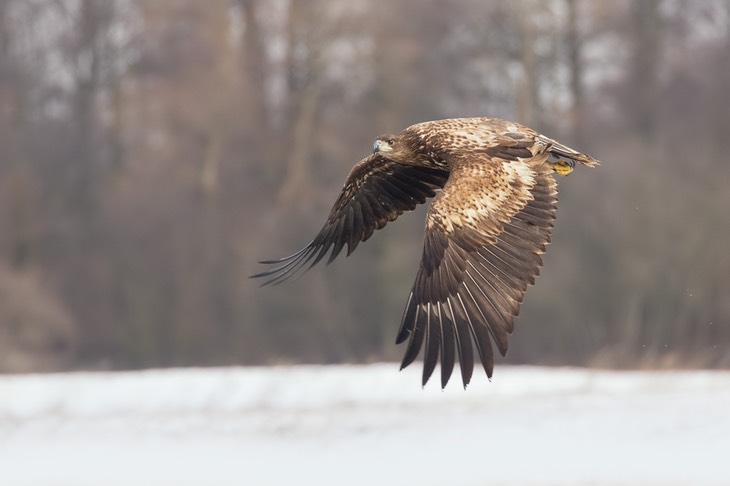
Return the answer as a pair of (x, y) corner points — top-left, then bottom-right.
(373, 139), (392, 154)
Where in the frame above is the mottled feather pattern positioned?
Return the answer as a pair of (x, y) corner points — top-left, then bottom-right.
(253, 117), (597, 387)
(397, 168), (558, 387)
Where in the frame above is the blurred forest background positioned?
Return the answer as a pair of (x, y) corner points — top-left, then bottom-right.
(0, 0), (728, 373)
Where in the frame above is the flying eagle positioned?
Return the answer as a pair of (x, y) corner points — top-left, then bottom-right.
(253, 117), (598, 388)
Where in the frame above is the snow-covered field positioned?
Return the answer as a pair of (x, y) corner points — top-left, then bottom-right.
(0, 365), (728, 486)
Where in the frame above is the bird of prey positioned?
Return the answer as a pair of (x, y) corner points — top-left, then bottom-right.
(253, 117), (598, 388)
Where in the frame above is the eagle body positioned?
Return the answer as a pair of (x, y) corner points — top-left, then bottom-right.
(253, 117), (598, 388)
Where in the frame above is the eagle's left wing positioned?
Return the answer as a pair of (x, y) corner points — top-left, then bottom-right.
(252, 154), (449, 285)
(397, 149), (558, 388)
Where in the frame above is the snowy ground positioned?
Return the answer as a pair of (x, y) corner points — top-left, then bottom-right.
(0, 365), (728, 486)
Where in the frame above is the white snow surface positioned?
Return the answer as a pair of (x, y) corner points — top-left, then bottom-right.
(0, 364), (728, 486)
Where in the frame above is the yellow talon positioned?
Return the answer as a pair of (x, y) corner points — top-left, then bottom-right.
(553, 161), (574, 176)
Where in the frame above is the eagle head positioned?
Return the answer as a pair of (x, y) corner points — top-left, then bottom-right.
(373, 134), (412, 163)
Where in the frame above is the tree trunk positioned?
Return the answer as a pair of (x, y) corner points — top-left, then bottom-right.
(566, 0), (584, 145)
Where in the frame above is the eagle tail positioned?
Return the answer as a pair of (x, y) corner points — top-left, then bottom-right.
(540, 135), (600, 169)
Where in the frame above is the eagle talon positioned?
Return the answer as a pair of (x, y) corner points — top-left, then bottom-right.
(552, 160), (574, 176)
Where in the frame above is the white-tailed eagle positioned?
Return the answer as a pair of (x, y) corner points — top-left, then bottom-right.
(253, 117), (598, 388)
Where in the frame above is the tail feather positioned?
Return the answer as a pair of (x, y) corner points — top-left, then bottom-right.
(539, 135), (600, 168)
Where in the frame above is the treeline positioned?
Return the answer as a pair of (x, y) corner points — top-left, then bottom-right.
(0, 0), (728, 372)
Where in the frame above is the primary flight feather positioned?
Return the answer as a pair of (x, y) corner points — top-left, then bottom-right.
(252, 117), (598, 388)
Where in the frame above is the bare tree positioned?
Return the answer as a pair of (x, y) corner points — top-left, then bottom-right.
(1, 0), (729, 372)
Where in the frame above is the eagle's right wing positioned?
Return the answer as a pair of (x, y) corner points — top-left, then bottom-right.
(252, 154), (449, 285)
(396, 151), (558, 389)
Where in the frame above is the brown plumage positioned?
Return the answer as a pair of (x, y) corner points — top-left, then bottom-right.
(252, 117), (598, 388)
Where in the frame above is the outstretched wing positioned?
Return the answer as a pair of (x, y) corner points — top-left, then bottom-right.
(396, 149), (558, 388)
(252, 154), (449, 285)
